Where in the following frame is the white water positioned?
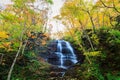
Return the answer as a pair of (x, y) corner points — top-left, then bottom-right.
(65, 41), (78, 63)
(57, 40), (62, 52)
(57, 40), (77, 69)
(48, 40), (78, 69)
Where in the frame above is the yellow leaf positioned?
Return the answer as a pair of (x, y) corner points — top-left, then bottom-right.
(2, 42), (11, 48)
(0, 31), (9, 39)
(84, 51), (101, 56)
(0, 45), (5, 48)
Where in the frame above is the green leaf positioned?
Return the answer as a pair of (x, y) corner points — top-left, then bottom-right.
(84, 51), (101, 56)
(46, 0), (53, 4)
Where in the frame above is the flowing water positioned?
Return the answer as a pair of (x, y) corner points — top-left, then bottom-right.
(48, 40), (78, 69)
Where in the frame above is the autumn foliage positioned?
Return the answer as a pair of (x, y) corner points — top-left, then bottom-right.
(0, 0), (120, 80)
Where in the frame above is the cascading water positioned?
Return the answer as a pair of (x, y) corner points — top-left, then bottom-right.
(47, 40), (78, 69)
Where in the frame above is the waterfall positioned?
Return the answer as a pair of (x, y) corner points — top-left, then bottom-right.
(47, 40), (78, 69)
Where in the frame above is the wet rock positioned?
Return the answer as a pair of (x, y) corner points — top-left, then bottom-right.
(62, 48), (71, 54)
(63, 60), (74, 67)
(47, 41), (58, 52)
(47, 53), (61, 65)
(61, 42), (67, 47)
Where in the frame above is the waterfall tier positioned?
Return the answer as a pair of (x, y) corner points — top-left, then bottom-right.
(47, 40), (78, 69)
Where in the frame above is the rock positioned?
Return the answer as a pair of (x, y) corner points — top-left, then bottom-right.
(63, 60), (74, 67)
(47, 53), (61, 65)
(49, 66), (66, 72)
(49, 65), (66, 77)
(62, 47), (71, 54)
(50, 71), (65, 77)
(61, 42), (67, 47)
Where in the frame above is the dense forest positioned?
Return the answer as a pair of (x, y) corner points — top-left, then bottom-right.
(0, 0), (120, 80)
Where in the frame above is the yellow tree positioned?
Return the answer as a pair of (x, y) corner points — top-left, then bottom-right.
(0, 0), (51, 80)
(95, 0), (120, 27)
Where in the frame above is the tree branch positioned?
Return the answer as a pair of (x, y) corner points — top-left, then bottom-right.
(112, 0), (120, 14)
(0, 53), (4, 64)
(100, 0), (120, 14)
(86, 10), (96, 33)
(99, 0), (113, 8)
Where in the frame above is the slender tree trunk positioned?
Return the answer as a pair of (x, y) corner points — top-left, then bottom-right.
(7, 43), (22, 80)
(97, 11), (100, 27)
(7, 23), (25, 80)
(87, 11), (96, 33)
